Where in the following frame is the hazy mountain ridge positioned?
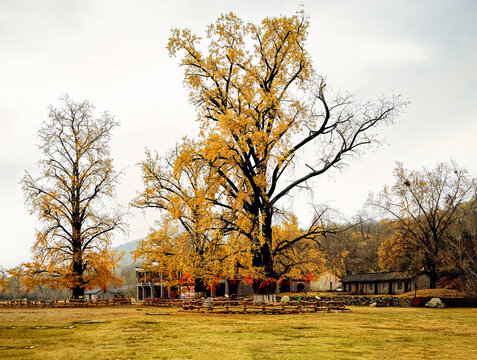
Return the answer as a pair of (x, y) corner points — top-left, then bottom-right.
(114, 239), (140, 266)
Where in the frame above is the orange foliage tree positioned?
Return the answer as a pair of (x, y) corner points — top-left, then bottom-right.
(377, 219), (426, 272)
(165, 11), (403, 296)
(22, 96), (124, 298)
(132, 140), (236, 295)
(0, 268), (8, 291)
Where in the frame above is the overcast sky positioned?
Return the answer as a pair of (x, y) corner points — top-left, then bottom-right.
(1, 0), (476, 268)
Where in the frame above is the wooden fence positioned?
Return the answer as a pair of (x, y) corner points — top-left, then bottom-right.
(143, 298), (185, 307)
(143, 297), (349, 314)
(182, 299), (349, 314)
(0, 298), (132, 308)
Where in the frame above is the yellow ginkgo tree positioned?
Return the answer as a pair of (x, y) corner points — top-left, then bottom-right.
(22, 96), (124, 298)
(0, 268), (9, 292)
(133, 140), (238, 296)
(165, 11), (403, 298)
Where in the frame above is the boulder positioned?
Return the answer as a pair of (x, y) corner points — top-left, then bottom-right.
(425, 298), (446, 309)
(369, 302), (377, 307)
(202, 297), (213, 308)
(280, 295), (290, 303)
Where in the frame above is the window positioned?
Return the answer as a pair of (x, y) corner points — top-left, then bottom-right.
(369, 283), (374, 290)
(397, 281), (402, 290)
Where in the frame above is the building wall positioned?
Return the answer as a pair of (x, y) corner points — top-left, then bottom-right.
(86, 293), (97, 300)
(310, 272), (342, 292)
(393, 280), (410, 294)
(343, 274), (431, 295)
(136, 279), (256, 299)
(350, 281), (403, 295)
(95, 290), (116, 299)
(137, 283), (154, 300)
(287, 281), (311, 293)
(237, 281), (253, 297)
(363, 282), (376, 295)
(355, 282), (375, 295)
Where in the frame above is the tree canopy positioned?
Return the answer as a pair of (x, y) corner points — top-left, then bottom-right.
(22, 96), (124, 298)
(133, 140), (235, 293)
(162, 11), (403, 289)
(370, 161), (476, 287)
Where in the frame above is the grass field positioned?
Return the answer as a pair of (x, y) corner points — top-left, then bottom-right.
(0, 306), (476, 359)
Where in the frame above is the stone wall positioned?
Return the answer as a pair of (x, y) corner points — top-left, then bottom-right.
(283, 295), (413, 307)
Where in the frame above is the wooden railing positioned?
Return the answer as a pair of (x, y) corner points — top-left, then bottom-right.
(0, 298), (132, 308)
(143, 297), (349, 314)
(182, 299), (348, 314)
(143, 298), (185, 307)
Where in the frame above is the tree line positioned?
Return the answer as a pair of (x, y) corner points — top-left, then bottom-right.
(2, 11), (475, 299)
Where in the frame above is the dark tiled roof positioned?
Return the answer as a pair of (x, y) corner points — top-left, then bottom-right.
(84, 285), (130, 295)
(110, 285), (131, 294)
(85, 289), (102, 295)
(341, 271), (419, 283)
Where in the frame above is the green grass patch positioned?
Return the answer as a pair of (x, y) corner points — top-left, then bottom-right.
(0, 306), (475, 359)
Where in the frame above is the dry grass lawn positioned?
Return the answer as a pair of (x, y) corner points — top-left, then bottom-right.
(0, 305), (476, 359)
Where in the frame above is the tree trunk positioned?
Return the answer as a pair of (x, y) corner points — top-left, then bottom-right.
(252, 208), (275, 274)
(71, 241), (85, 299)
(251, 208), (278, 303)
(251, 279), (277, 303)
(72, 285), (85, 299)
(429, 270), (437, 289)
(426, 250), (438, 289)
(194, 278), (208, 298)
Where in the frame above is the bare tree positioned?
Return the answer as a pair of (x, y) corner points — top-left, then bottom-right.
(444, 201), (477, 295)
(369, 161), (476, 288)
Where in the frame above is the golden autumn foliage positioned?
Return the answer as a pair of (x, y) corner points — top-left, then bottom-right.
(271, 214), (327, 280)
(377, 219), (425, 272)
(133, 140), (237, 286)
(137, 11), (403, 290)
(0, 268), (10, 290)
(21, 96), (124, 298)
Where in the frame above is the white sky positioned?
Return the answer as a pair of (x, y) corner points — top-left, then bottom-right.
(1, 0), (476, 268)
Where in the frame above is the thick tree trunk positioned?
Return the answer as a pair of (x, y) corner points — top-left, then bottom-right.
(71, 241), (85, 299)
(72, 285), (85, 299)
(251, 208), (275, 275)
(251, 208), (278, 303)
(251, 279), (277, 303)
(194, 278), (208, 298)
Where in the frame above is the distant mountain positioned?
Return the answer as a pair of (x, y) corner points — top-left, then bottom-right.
(114, 239), (140, 266)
